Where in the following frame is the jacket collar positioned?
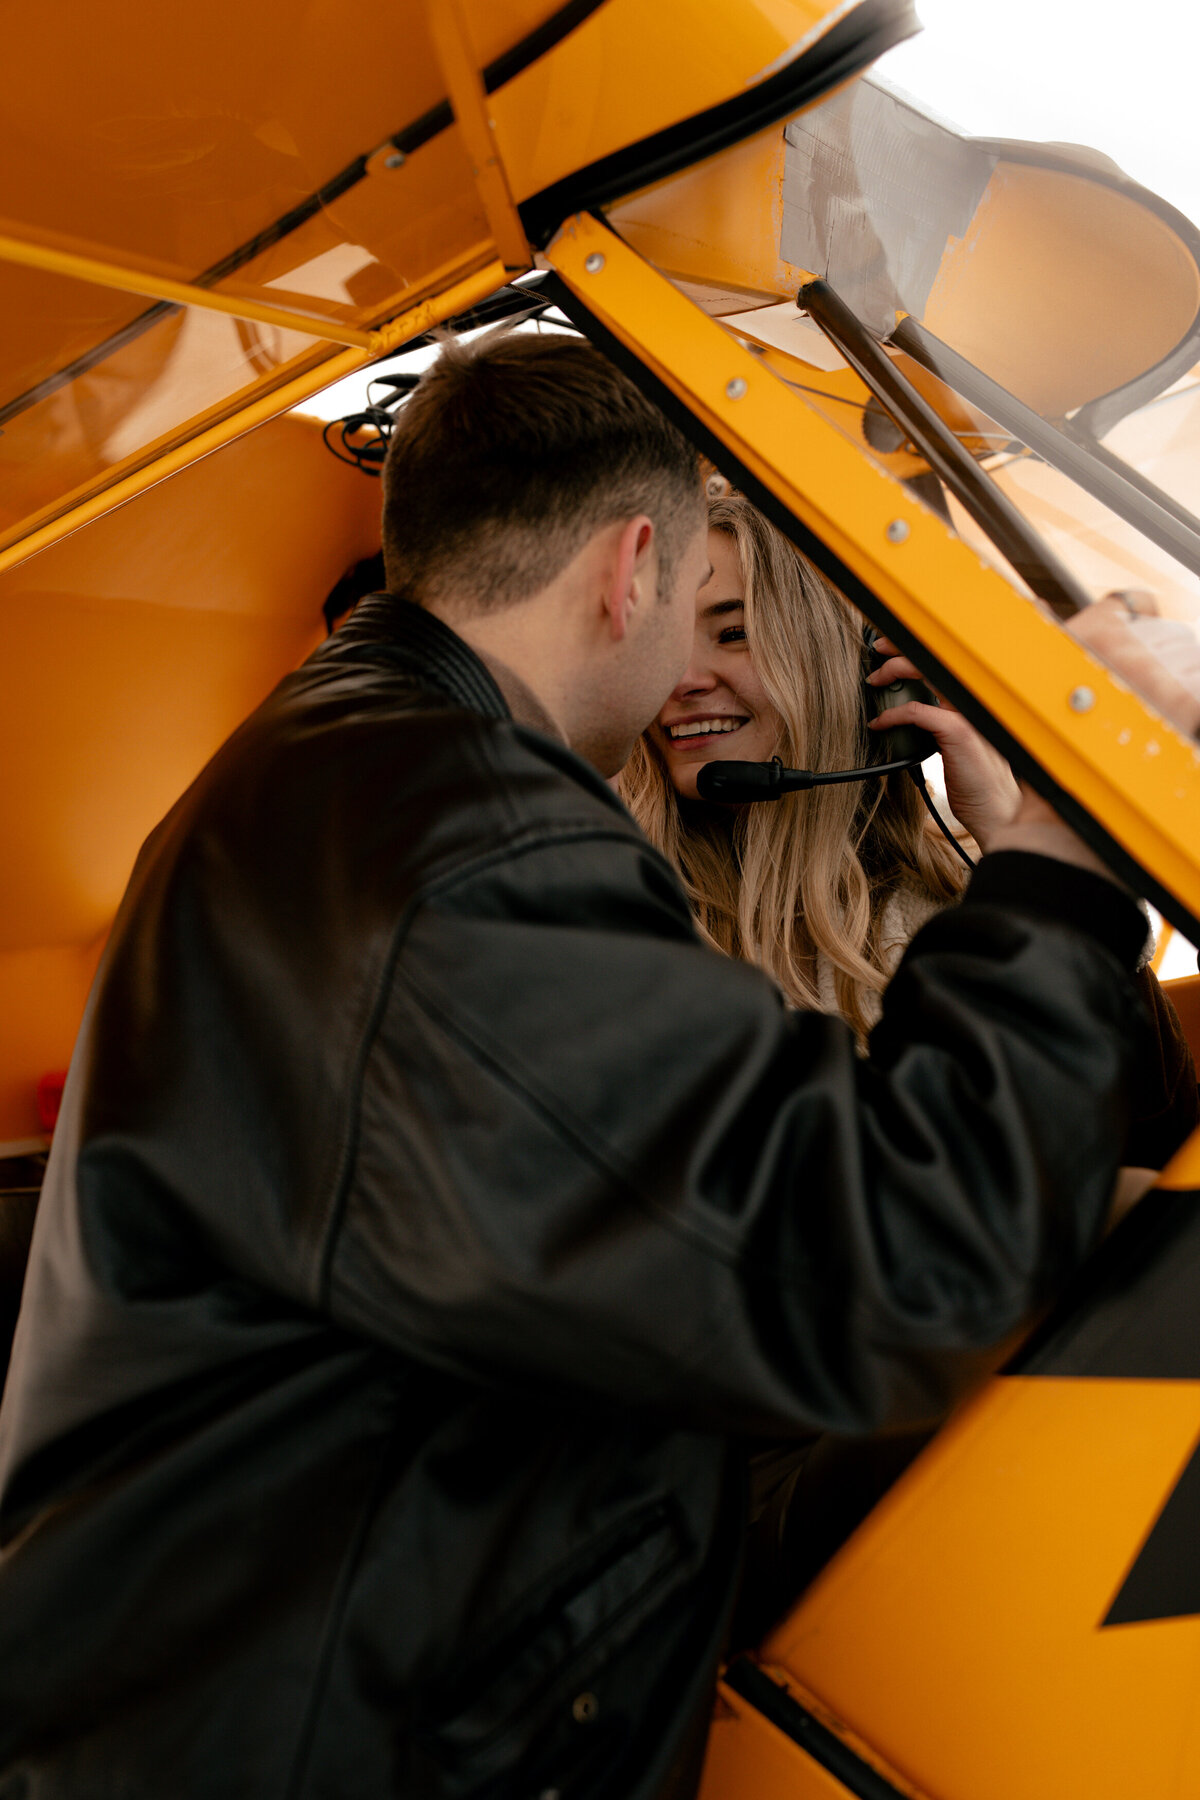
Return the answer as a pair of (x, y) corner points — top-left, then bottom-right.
(333, 591), (510, 722)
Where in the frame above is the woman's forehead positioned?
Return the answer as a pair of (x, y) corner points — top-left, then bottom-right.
(698, 531), (743, 609)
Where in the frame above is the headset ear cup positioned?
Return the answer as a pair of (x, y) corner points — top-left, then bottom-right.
(863, 631), (938, 764)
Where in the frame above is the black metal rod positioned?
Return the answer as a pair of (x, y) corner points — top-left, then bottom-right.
(891, 314), (1200, 584)
(799, 280), (1093, 620)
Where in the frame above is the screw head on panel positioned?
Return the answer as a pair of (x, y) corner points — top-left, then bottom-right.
(885, 519), (909, 544)
(383, 150), (405, 170)
(1068, 686), (1095, 712)
(725, 376), (748, 400)
(584, 252), (605, 274)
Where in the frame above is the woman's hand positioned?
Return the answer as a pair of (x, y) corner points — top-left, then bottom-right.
(866, 638), (1021, 853)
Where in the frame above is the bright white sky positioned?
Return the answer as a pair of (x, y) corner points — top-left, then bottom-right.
(877, 0), (1200, 226)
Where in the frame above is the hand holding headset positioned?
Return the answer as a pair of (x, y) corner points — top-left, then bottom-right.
(862, 631), (939, 767)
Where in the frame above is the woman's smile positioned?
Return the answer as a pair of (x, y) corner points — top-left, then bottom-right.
(661, 713), (751, 750)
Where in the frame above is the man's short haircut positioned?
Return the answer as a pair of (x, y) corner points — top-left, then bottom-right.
(380, 328), (702, 613)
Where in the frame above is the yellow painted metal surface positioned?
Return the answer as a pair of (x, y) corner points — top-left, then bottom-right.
(0, 0), (872, 1127)
(3, 9), (1200, 1792)
(761, 1375), (1200, 1799)
(922, 160), (1200, 419)
(487, 0), (845, 205)
(0, 230), (377, 348)
(609, 123), (811, 306)
(698, 1683), (869, 1799)
(1152, 922), (1177, 971)
(544, 211), (1200, 934)
(0, 412), (380, 1145)
(0, 942), (106, 1155)
(428, 0), (531, 274)
(0, 257), (506, 578)
(0, 0), (854, 572)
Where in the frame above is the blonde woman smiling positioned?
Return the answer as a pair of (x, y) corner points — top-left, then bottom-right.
(620, 491), (1019, 1043)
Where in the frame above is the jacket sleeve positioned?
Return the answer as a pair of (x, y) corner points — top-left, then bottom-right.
(327, 835), (1150, 1438)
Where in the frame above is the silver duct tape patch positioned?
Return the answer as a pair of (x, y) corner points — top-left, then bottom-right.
(781, 77), (992, 338)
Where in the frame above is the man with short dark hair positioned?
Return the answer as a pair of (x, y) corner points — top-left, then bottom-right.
(0, 330), (1149, 1800)
(382, 328), (703, 617)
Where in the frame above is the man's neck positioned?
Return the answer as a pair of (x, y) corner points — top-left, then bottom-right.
(428, 599), (574, 747)
(472, 647), (567, 744)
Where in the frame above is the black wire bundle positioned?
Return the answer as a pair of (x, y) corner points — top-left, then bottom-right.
(320, 374), (421, 476)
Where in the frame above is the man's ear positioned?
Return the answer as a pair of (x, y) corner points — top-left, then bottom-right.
(605, 515), (655, 643)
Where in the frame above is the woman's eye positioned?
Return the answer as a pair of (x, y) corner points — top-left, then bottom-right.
(717, 626), (747, 645)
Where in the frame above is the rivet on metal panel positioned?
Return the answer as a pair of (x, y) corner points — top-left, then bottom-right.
(725, 376), (748, 400)
(885, 519), (909, 544)
(384, 150), (405, 170)
(1069, 686), (1096, 712)
(584, 252), (605, 274)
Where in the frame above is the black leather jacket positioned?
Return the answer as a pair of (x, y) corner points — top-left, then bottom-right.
(0, 595), (1150, 1799)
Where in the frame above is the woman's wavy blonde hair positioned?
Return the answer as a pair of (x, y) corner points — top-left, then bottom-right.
(619, 493), (966, 1040)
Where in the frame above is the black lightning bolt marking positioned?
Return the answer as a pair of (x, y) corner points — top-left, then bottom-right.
(1103, 1431), (1200, 1626)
